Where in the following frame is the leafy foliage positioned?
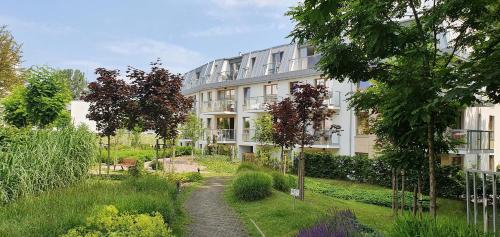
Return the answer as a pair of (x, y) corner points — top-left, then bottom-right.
(59, 69), (87, 100)
(60, 205), (172, 237)
(232, 171), (273, 201)
(270, 171), (296, 193)
(389, 216), (490, 237)
(0, 126), (97, 203)
(83, 68), (131, 137)
(254, 114), (273, 145)
(0, 25), (23, 98)
(128, 60), (192, 143)
(1, 86), (29, 128)
(297, 210), (380, 237)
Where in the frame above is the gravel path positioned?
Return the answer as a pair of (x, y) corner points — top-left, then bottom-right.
(185, 176), (248, 237)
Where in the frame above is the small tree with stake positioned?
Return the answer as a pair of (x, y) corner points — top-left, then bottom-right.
(292, 83), (335, 200)
(269, 98), (299, 174)
(129, 60), (193, 172)
(181, 113), (203, 159)
(83, 68), (131, 174)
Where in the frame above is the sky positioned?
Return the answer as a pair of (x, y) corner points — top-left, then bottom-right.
(1, 0), (300, 80)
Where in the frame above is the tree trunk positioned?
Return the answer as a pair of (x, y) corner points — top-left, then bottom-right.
(98, 137), (102, 176)
(107, 135), (111, 175)
(281, 146), (285, 175)
(412, 185), (418, 216)
(428, 120), (437, 217)
(299, 145), (305, 200)
(418, 169), (423, 216)
(392, 168), (398, 216)
(171, 139), (176, 173)
(401, 170), (405, 215)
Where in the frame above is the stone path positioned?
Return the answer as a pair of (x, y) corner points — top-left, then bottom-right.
(185, 176), (248, 237)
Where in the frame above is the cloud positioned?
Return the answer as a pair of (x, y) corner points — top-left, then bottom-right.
(101, 38), (207, 73)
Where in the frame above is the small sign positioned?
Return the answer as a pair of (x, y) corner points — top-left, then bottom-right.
(290, 188), (299, 197)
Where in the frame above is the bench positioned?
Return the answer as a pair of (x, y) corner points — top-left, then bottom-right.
(118, 158), (137, 170)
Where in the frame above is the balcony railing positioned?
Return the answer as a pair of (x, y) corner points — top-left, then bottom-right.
(205, 129), (236, 142)
(312, 129), (340, 147)
(264, 63), (281, 75)
(323, 91), (341, 108)
(289, 55), (321, 71)
(242, 129), (256, 142)
(243, 96), (280, 111)
(201, 100), (237, 113)
(450, 129), (494, 151)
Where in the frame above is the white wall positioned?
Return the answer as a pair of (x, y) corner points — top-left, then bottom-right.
(70, 100), (97, 132)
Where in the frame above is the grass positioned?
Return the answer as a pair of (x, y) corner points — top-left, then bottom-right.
(225, 183), (394, 237)
(195, 155), (239, 175)
(0, 175), (189, 237)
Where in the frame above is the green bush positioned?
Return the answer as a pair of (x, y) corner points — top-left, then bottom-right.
(389, 216), (489, 237)
(0, 126), (97, 203)
(232, 171), (273, 201)
(60, 205), (172, 237)
(128, 159), (144, 177)
(271, 172), (294, 192)
(293, 152), (465, 199)
(150, 159), (164, 171)
(237, 162), (259, 173)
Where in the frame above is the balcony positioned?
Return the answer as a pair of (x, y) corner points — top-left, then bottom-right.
(264, 63), (280, 75)
(205, 129), (236, 143)
(243, 96), (280, 112)
(450, 129), (494, 154)
(200, 100), (237, 114)
(311, 129), (341, 148)
(289, 55), (321, 71)
(323, 91), (341, 110)
(242, 129), (256, 142)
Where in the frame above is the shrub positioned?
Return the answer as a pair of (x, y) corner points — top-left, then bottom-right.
(389, 216), (489, 237)
(232, 171), (273, 201)
(237, 162), (259, 173)
(297, 210), (380, 237)
(60, 205), (172, 237)
(128, 159), (144, 177)
(0, 126), (97, 203)
(271, 172), (294, 192)
(167, 172), (203, 183)
(150, 159), (164, 171)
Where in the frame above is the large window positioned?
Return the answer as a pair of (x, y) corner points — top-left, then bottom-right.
(356, 112), (370, 135)
(217, 117), (235, 129)
(217, 89), (235, 100)
(264, 84), (277, 97)
(243, 87), (250, 101)
(289, 81), (298, 94)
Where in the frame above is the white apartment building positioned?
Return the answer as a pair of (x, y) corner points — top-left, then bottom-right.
(180, 43), (361, 160)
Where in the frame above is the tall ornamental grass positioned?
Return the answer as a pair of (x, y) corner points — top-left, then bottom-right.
(0, 126), (97, 203)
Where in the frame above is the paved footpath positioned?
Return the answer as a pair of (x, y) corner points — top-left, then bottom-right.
(185, 176), (248, 237)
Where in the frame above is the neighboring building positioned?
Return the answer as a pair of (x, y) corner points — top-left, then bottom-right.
(181, 43), (360, 160)
(69, 100), (97, 132)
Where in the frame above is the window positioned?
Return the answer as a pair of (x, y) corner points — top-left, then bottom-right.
(207, 118), (212, 129)
(243, 87), (250, 101)
(452, 156), (464, 167)
(201, 93), (204, 102)
(217, 117), (235, 129)
(356, 112), (370, 135)
(250, 57), (256, 69)
(289, 81), (298, 94)
(315, 79), (326, 88)
(217, 89), (235, 100)
(299, 46), (315, 57)
(489, 116), (495, 131)
(264, 84), (277, 97)
(207, 92), (212, 101)
(272, 52), (284, 64)
(243, 117), (250, 129)
(195, 71), (201, 79)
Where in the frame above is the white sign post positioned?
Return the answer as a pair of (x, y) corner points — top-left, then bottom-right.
(290, 188), (299, 210)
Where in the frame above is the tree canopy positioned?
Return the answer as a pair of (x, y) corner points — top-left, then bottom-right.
(288, 0), (499, 215)
(0, 25), (23, 98)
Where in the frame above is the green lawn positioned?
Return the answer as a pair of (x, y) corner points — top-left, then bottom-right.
(0, 175), (191, 237)
(224, 173), (479, 236)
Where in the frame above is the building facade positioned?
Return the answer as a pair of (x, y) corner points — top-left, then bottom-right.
(180, 43), (360, 160)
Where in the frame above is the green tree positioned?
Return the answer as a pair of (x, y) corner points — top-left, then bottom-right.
(1, 85), (28, 128)
(0, 25), (23, 98)
(288, 0), (498, 215)
(25, 66), (72, 128)
(254, 114), (273, 145)
(59, 69), (87, 100)
(181, 114), (203, 158)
